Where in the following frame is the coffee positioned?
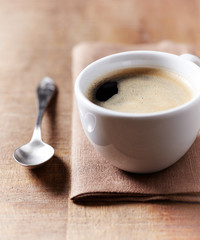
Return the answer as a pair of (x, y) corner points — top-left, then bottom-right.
(85, 67), (193, 114)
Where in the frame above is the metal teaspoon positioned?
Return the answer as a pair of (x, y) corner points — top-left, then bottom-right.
(13, 77), (56, 168)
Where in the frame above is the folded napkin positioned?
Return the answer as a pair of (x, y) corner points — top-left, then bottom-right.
(71, 41), (200, 203)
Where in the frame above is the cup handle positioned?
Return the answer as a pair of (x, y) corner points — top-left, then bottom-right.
(180, 53), (200, 67)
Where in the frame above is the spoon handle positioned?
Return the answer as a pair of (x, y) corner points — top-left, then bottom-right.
(36, 77), (56, 127)
(30, 77), (56, 142)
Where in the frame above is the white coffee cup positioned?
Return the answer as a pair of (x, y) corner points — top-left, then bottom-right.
(75, 51), (200, 173)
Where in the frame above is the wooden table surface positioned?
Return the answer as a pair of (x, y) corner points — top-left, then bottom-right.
(0, 0), (200, 239)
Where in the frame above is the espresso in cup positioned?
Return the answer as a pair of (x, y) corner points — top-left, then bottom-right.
(85, 67), (193, 114)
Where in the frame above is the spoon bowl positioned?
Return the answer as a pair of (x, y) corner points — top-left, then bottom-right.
(14, 140), (54, 168)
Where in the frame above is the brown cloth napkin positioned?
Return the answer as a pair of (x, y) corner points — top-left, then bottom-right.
(71, 41), (200, 203)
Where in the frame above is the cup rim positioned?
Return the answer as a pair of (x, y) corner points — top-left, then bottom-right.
(75, 50), (200, 118)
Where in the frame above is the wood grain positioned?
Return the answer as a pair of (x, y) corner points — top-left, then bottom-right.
(0, 0), (200, 239)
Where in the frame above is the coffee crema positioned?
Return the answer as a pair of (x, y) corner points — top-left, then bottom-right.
(85, 67), (193, 114)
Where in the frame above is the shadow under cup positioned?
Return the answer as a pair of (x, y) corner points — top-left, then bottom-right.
(75, 51), (200, 173)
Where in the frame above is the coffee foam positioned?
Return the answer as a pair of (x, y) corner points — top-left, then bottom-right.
(86, 67), (193, 114)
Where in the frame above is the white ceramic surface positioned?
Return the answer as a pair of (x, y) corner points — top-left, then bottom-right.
(75, 51), (200, 173)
